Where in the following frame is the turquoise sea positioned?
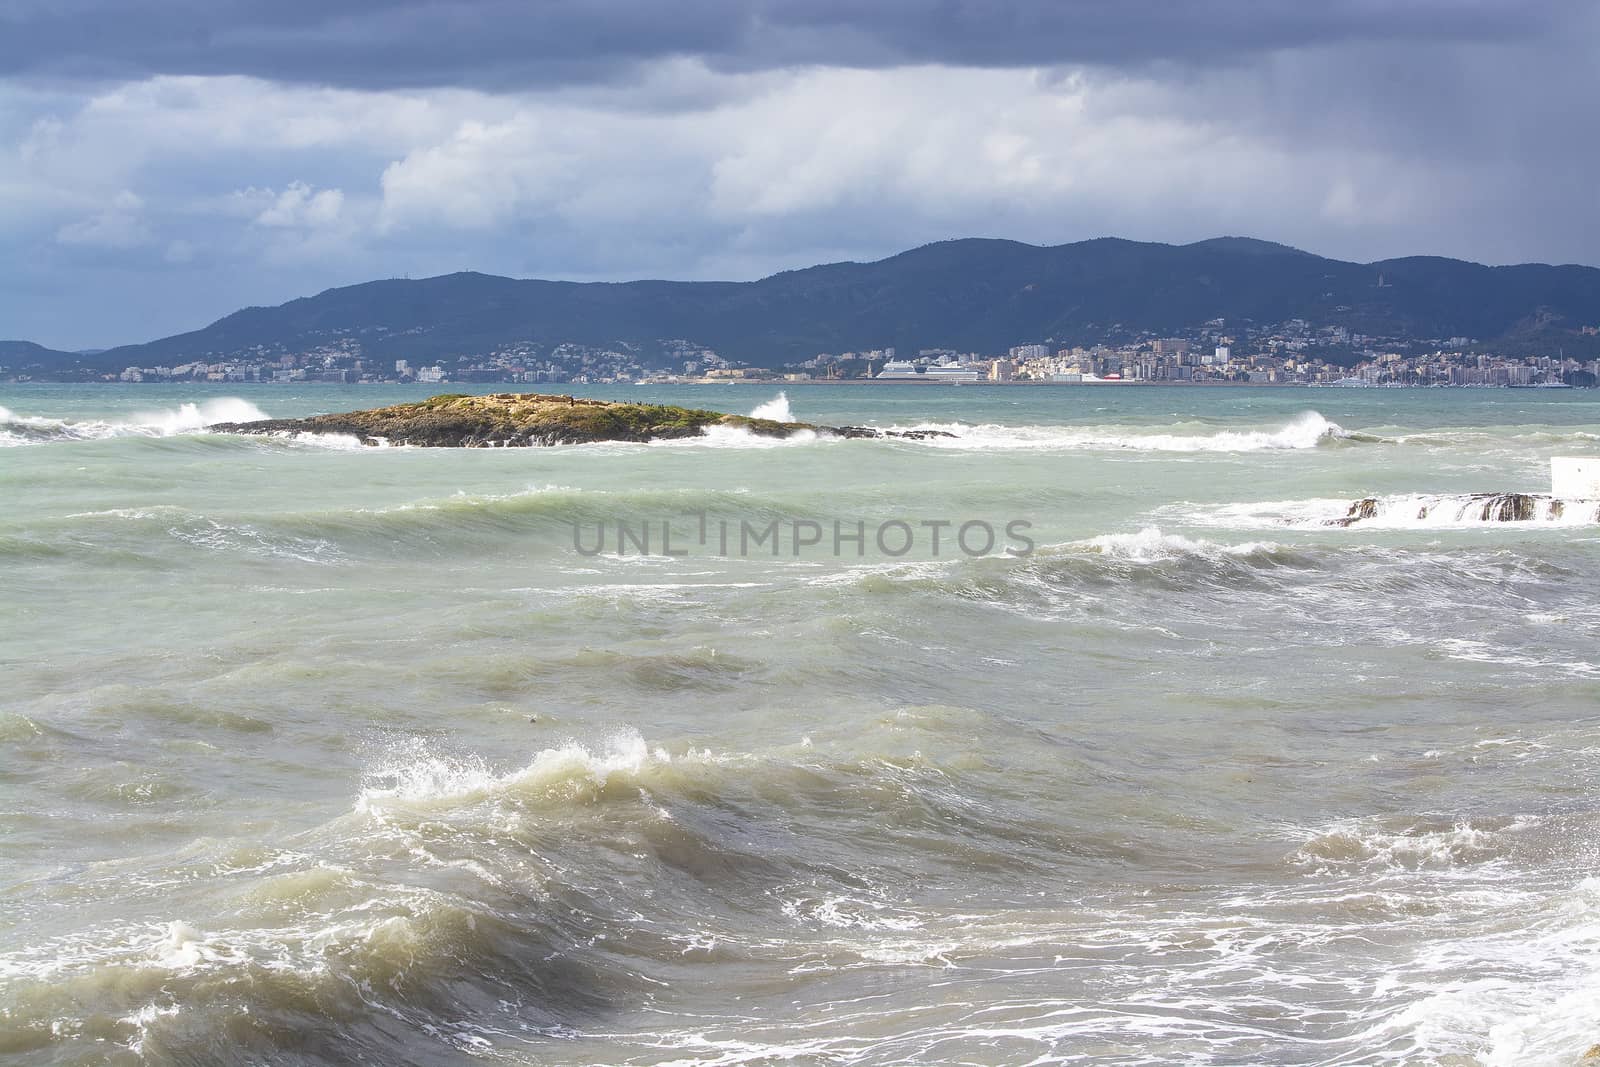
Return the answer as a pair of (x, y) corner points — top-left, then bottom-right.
(2, 382), (1599, 1065)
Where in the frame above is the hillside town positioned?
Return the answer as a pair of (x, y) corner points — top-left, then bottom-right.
(16, 318), (1599, 387)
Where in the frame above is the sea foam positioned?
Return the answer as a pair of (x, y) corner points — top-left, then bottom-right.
(0, 397), (269, 446)
(878, 410), (1348, 452)
(1075, 526), (1284, 562)
(749, 391), (795, 422)
(355, 731), (679, 814)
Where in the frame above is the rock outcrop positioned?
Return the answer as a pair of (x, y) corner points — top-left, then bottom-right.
(1337, 498), (1381, 525)
(208, 392), (955, 447)
(1476, 493), (1538, 522)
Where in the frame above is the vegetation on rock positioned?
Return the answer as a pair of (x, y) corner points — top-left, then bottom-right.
(208, 392), (945, 447)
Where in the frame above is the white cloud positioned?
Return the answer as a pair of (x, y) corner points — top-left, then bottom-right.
(6, 57), (1591, 278)
(3, 19), (1599, 348)
(252, 181), (346, 228)
(368, 63), (1461, 269)
(379, 118), (563, 231)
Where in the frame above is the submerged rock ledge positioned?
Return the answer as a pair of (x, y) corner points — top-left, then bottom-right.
(1331, 492), (1600, 525)
(208, 392), (954, 447)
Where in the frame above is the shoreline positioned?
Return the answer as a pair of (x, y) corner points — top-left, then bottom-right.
(3, 378), (1592, 391)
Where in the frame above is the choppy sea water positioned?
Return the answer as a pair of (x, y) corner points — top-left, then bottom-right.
(2, 383), (1599, 1066)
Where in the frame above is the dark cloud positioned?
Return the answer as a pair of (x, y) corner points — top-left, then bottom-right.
(0, 0), (1571, 90)
(3, 0), (1598, 349)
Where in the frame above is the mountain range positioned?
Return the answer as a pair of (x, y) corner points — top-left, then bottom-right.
(7, 237), (1600, 375)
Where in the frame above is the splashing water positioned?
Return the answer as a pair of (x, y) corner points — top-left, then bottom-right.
(750, 392), (795, 422)
(127, 398), (270, 434)
(0, 397), (269, 446)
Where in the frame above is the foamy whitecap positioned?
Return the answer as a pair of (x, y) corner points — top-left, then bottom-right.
(875, 410), (1347, 452)
(0, 404), (91, 446)
(0, 397), (269, 446)
(267, 430), (371, 450)
(1072, 526), (1283, 563)
(355, 731), (675, 814)
(1286, 815), (1529, 873)
(649, 424), (821, 449)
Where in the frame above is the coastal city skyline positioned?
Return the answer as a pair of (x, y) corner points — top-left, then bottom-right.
(9, 232), (1600, 387)
(80, 334), (1600, 391)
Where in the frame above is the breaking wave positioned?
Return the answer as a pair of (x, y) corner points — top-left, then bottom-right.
(1287, 815), (1527, 873)
(0, 724), (1118, 1064)
(1074, 526), (1287, 562)
(749, 391), (795, 422)
(355, 730), (677, 814)
(649, 423), (822, 448)
(879, 410), (1350, 452)
(0, 398), (268, 446)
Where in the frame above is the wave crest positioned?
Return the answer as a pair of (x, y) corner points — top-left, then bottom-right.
(1287, 815), (1526, 872)
(1076, 526), (1286, 563)
(355, 731), (678, 814)
(0, 398), (269, 446)
(749, 391), (794, 422)
(881, 410), (1348, 452)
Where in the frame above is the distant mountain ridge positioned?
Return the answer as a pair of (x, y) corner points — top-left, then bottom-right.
(1, 340), (81, 368)
(7, 236), (1600, 373)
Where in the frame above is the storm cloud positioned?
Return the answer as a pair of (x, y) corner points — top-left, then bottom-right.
(1, 1), (1560, 89)
(2, 0), (1597, 349)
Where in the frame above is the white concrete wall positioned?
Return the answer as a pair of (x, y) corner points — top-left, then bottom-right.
(1552, 457), (1600, 498)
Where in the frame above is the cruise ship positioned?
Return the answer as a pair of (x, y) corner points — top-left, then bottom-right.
(876, 358), (982, 383)
(875, 359), (922, 379)
(923, 361), (982, 383)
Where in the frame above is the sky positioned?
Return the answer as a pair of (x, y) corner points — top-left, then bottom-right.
(3, 0), (1597, 350)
